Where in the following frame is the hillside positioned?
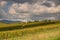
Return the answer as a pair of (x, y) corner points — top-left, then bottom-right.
(0, 20), (60, 40)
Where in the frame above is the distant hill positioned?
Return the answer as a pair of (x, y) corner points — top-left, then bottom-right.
(0, 20), (21, 23)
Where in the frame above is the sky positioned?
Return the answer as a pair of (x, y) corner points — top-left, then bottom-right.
(0, 0), (60, 21)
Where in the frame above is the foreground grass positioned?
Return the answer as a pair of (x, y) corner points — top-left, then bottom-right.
(3, 27), (60, 40)
(47, 36), (60, 40)
(0, 23), (60, 40)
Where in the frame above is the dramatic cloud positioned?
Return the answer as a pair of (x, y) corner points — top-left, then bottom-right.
(9, 6), (16, 14)
(0, 0), (60, 21)
(8, 2), (60, 14)
(0, 1), (7, 6)
(2, 0), (60, 5)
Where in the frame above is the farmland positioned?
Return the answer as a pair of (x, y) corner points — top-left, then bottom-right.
(0, 20), (60, 40)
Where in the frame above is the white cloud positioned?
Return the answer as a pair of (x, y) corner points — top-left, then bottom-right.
(7, 1), (60, 20)
(1, 1), (7, 6)
(18, 3), (30, 12)
(47, 6), (60, 13)
(9, 7), (16, 14)
(8, 2), (59, 14)
(8, 1), (60, 15)
(31, 3), (60, 14)
(9, 3), (30, 13)
(31, 3), (47, 14)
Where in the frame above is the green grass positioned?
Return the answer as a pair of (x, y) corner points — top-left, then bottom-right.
(46, 36), (60, 40)
(0, 20), (60, 31)
(0, 20), (60, 40)
(0, 23), (60, 40)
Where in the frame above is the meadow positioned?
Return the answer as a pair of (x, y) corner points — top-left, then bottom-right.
(0, 20), (60, 40)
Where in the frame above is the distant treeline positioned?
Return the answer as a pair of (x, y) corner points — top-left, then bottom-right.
(0, 20), (60, 31)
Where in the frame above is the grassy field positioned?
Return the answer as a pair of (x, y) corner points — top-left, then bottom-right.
(0, 20), (60, 40)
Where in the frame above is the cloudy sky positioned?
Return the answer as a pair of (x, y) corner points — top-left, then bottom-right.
(0, 0), (60, 21)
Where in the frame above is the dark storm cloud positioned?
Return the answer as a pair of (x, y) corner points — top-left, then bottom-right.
(0, 13), (2, 19)
(48, 0), (60, 6)
(41, 2), (52, 7)
(30, 13), (60, 20)
(53, 13), (60, 19)
(2, 0), (60, 5)
(2, 0), (34, 4)
(0, 10), (5, 19)
(2, 0), (60, 7)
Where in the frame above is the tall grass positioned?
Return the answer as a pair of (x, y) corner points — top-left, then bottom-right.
(0, 23), (60, 39)
(0, 20), (60, 40)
